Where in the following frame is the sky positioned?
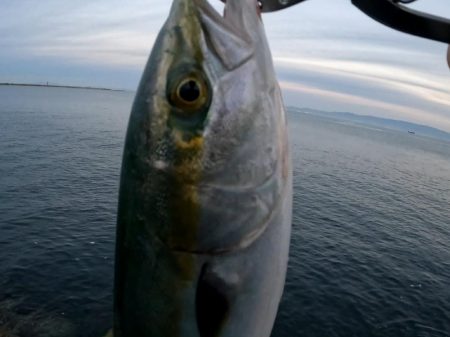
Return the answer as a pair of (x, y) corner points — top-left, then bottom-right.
(0, 0), (449, 131)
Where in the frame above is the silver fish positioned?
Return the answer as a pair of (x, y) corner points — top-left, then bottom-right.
(113, 0), (292, 336)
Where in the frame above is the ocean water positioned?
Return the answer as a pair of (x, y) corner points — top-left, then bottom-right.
(0, 86), (449, 337)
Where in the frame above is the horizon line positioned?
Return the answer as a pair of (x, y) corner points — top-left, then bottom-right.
(0, 82), (131, 92)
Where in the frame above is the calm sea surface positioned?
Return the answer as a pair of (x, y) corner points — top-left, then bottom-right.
(0, 86), (449, 337)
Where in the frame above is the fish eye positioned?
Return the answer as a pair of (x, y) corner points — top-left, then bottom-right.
(168, 73), (210, 114)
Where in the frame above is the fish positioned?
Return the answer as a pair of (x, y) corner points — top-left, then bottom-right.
(113, 0), (292, 336)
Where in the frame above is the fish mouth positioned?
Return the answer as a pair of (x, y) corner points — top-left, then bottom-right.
(192, 0), (260, 20)
(193, 0), (261, 32)
(165, 0), (261, 70)
(193, 0), (226, 18)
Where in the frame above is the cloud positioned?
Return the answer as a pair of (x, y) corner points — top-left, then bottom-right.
(32, 30), (155, 67)
(275, 55), (450, 132)
(0, 0), (448, 131)
(275, 57), (450, 109)
(0, 1), (164, 66)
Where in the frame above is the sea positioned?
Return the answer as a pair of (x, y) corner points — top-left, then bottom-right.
(0, 85), (449, 337)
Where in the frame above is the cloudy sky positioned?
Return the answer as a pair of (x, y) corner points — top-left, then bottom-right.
(0, 0), (449, 131)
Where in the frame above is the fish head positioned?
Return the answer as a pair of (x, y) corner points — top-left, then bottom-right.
(122, 0), (287, 253)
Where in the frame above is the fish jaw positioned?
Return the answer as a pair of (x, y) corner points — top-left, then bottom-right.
(113, 0), (292, 336)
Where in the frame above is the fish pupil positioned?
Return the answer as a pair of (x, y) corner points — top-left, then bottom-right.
(179, 80), (200, 102)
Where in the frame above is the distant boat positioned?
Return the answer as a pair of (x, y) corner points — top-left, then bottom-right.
(408, 131), (416, 134)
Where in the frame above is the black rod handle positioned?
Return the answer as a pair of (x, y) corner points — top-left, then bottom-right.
(352, 0), (450, 44)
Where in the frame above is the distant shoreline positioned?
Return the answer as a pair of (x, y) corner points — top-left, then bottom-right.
(0, 82), (126, 92)
(288, 106), (450, 142)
